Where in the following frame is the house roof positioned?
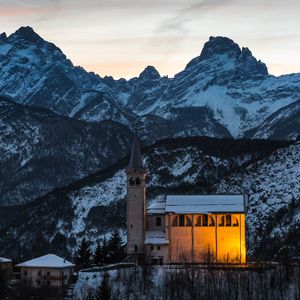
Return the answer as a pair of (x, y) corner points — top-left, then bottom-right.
(147, 201), (166, 214)
(145, 231), (169, 245)
(15, 254), (75, 268)
(0, 257), (12, 263)
(165, 195), (245, 214)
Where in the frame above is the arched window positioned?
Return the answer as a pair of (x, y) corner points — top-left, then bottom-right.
(218, 216), (225, 227)
(185, 216), (192, 226)
(208, 216), (215, 227)
(195, 216), (201, 226)
(226, 215), (231, 226)
(135, 177), (141, 185)
(202, 214), (208, 226)
(172, 216), (178, 226)
(232, 217), (239, 227)
(129, 178), (135, 186)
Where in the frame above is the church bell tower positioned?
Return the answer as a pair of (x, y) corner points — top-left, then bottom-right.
(126, 132), (147, 255)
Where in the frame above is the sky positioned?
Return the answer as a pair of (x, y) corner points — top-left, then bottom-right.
(0, 0), (300, 79)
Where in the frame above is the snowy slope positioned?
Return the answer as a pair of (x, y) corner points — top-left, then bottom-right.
(0, 96), (133, 205)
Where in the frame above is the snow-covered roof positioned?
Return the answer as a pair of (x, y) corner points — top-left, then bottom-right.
(16, 254), (75, 268)
(147, 201), (166, 214)
(145, 231), (169, 245)
(0, 257), (12, 263)
(166, 195), (245, 213)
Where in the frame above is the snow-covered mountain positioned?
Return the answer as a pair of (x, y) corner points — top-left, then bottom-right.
(0, 96), (133, 205)
(0, 137), (292, 260)
(1, 27), (300, 140)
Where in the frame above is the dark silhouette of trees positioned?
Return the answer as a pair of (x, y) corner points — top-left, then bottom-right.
(96, 272), (111, 300)
(75, 238), (92, 270)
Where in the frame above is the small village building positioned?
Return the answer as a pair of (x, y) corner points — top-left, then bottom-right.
(16, 254), (74, 288)
(126, 133), (247, 264)
(0, 257), (13, 279)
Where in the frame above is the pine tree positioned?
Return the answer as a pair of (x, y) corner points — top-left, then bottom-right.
(75, 238), (92, 270)
(94, 237), (109, 265)
(96, 272), (111, 300)
(108, 229), (126, 263)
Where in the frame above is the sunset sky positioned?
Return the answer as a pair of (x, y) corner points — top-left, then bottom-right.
(0, 0), (299, 79)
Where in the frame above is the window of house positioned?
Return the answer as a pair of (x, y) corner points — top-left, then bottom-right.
(135, 177), (141, 185)
(172, 216), (178, 226)
(232, 217), (239, 227)
(150, 246), (154, 250)
(179, 215), (185, 226)
(195, 216), (201, 226)
(218, 216), (225, 226)
(24, 271), (28, 277)
(47, 281), (50, 286)
(134, 245), (138, 252)
(157, 246), (161, 250)
(226, 215), (231, 226)
(185, 216), (192, 226)
(202, 214), (208, 226)
(37, 271), (42, 276)
(47, 271), (50, 277)
(156, 217), (162, 227)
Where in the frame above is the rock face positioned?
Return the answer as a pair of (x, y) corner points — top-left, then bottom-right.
(0, 96), (133, 205)
(1, 27), (300, 140)
(0, 137), (293, 260)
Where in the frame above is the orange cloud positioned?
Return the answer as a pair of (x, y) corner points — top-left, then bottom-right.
(0, 5), (58, 17)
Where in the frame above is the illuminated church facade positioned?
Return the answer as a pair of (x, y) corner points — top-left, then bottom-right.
(126, 133), (247, 264)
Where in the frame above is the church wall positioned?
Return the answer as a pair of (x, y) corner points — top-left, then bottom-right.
(145, 245), (169, 264)
(146, 215), (165, 231)
(194, 227), (216, 262)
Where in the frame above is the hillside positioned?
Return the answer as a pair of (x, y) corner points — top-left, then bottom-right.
(0, 137), (291, 260)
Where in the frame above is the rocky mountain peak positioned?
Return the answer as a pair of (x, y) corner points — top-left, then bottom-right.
(139, 65), (160, 80)
(10, 26), (44, 44)
(200, 36), (241, 60)
(0, 32), (7, 42)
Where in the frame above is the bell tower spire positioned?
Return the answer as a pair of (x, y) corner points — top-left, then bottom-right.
(126, 131), (147, 255)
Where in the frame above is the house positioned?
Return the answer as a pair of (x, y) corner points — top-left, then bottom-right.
(16, 254), (74, 287)
(126, 133), (247, 264)
(0, 257), (13, 279)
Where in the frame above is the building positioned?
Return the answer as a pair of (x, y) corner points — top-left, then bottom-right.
(16, 254), (74, 287)
(126, 133), (247, 264)
(0, 257), (13, 279)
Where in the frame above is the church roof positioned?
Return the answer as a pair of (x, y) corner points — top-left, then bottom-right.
(126, 131), (146, 173)
(147, 201), (166, 214)
(145, 231), (169, 245)
(165, 195), (245, 214)
(16, 254), (75, 268)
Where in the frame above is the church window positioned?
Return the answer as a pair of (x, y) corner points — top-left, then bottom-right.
(208, 215), (215, 227)
(195, 216), (201, 226)
(129, 178), (135, 185)
(157, 246), (161, 250)
(232, 217), (239, 227)
(185, 216), (192, 226)
(135, 177), (141, 185)
(226, 215), (231, 226)
(179, 215), (185, 226)
(156, 217), (162, 226)
(130, 224), (133, 228)
(150, 246), (154, 250)
(202, 214), (208, 226)
(218, 216), (225, 226)
(134, 245), (138, 252)
(172, 216), (178, 226)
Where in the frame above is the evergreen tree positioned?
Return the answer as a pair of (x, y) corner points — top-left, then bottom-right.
(96, 272), (111, 300)
(0, 269), (8, 299)
(108, 229), (126, 263)
(75, 238), (92, 270)
(94, 236), (109, 265)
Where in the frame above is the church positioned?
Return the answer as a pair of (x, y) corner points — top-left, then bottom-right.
(126, 133), (247, 264)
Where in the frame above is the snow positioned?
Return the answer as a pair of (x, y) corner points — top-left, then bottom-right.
(0, 257), (12, 263)
(166, 195), (245, 213)
(147, 201), (166, 214)
(144, 231), (169, 245)
(15, 254), (74, 268)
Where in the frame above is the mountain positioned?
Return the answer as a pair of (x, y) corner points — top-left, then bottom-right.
(0, 136), (291, 260)
(1, 27), (300, 140)
(0, 96), (133, 205)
